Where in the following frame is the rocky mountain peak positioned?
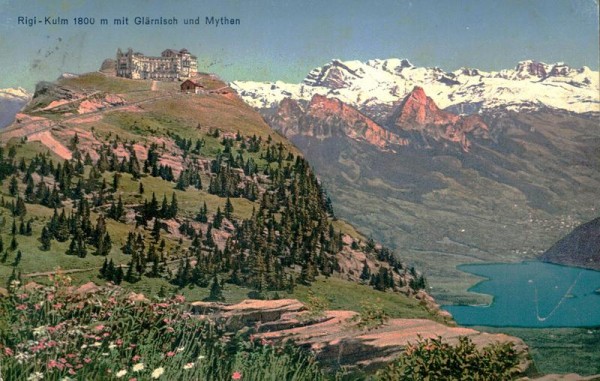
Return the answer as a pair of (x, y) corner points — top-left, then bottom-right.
(514, 60), (550, 79)
(303, 59), (364, 89)
(393, 86), (459, 127)
(390, 86), (488, 151)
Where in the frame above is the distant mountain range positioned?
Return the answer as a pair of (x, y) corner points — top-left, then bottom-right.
(0, 87), (31, 129)
(231, 58), (600, 302)
(231, 59), (599, 118)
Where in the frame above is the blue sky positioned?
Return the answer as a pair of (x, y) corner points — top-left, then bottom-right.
(0, 0), (598, 90)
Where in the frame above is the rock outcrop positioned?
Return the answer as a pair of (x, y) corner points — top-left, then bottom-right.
(268, 95), (408, 149)
(388, 86), (489, 151)
(191, 298), (529, 372)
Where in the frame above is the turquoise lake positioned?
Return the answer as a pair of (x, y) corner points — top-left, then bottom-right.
(443, 261), (600, 327)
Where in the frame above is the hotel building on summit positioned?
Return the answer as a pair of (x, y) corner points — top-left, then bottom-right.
(116, 48), (198, 81)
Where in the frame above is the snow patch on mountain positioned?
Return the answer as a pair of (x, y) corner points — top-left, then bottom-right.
(230, 59), (599, 115)
(0, 87), (31, 129)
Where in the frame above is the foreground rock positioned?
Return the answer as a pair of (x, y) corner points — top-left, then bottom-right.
(192, 298), (529, 372)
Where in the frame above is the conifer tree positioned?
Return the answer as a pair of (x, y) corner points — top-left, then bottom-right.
(224, 197), (234, 219)
(160, 194), (169, 218)
(360, 261), (371, 281)
(9, 176), (18, 196)
(112, 172), (121, 191)
(169, 192), (178, 218)
(9, 236), (18, 251)
(99, 258), (109, 278)
(207, 276), (225, 301)
(14, 197), (27, 217)
(213, 207), (223, 229)
(196, 202), (208, 223)
(13, 250), (22, 267)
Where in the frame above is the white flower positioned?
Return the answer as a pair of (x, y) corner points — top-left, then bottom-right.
(32, 326), (46, 337)
(132, 362), (145, 372)
(197, 354), (206, 360)
(92, 342), (102, 347)
(108, 342), (117, 350)
(14, 351), (30, 364)
(81, 344), (88, 349)
(115, 369), (127, 378)
(151, 367), (165, 378)
(183, 362), (194, 370)
(60, 378), (74, 381)
(27, 372), (44, 381)
(176, 346), (185, 352)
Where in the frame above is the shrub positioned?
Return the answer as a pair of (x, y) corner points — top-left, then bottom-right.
(350, 298), (389, 331)
(376, 336), (523, 381)
(302, 290), (329, 320)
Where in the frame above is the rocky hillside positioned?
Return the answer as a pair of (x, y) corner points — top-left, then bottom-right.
(0, 70), (444, 322)
(540, 217), (600, 270)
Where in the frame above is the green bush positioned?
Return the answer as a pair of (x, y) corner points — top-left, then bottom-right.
(350, 298), (389, 331)
(376, 336), (523, 381)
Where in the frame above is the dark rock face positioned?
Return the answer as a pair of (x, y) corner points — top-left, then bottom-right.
(540, 218), (600, 270)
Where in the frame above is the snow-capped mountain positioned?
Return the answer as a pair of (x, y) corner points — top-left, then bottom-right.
(0, 87), (31, 129)
(230, 59), (599, 117)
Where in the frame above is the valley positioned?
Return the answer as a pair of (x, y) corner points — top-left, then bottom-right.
(234, 59), (600, 304)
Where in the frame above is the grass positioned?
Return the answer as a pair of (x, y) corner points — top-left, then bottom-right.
(474, 326), (600, 376)
(291, 276), (446, 323)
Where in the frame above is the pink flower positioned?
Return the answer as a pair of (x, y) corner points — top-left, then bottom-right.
(4, 347), (14, 356)
(94, 324), (105, 331)
(166, 327), (174, 333)
(116, 339), (123, 346)
(48, 360), (59, 369)
(129, 378), (137, 381)
(18, 293), (29, 300)
(84, 357), (92, 364)
(34, 304), (42, 310)
(166, 351), (175, 357)
(232, 371), (242, 380)
(174, 295), (185, 303)
(16, 304), (27, 311)
(47, 293), (55, 301)
(59, 358), (68, 364)
(53, 303), (64, 309)
(132, 355), (141, 362)
(68, 368), (76, 375)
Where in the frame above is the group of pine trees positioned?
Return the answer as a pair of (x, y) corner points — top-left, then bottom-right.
(0, 128), (426, 296)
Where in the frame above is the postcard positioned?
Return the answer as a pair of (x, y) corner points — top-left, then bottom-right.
(0, 1), (598, 380)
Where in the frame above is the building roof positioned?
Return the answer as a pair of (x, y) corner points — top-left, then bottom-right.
(181, 79), (201, 86)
